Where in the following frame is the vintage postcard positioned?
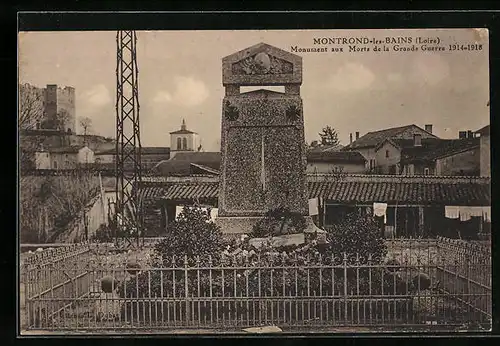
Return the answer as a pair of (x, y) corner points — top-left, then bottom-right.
(18, 29), (491, 335)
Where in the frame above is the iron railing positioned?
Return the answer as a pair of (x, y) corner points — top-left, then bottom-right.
(21, 237), (491, 332)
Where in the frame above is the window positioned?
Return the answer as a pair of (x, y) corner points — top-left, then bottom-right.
(53, 161), (58, 169)
(424, 168), (430, 175)
(370, 159), (376, 170)
(385, 150), (389, 158)
(176, 138), (182, 150)
(182, 137), (188, 150)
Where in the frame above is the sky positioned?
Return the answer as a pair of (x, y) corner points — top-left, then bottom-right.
(19, 29), (490, 152)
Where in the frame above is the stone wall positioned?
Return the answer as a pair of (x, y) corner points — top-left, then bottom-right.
(480, 135), (491, 177)
(54, 193), (107, 243)
(306, 162), (366, 174)
(435, 147), (480, 176)
(375, 141), (402, 174)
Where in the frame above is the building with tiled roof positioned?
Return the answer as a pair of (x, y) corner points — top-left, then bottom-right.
(152, 150), (369, 176)
(34, 145), (94, 170)
(308, 143), (344, 153)
(94, 146), (171, 171)
(342, 124), (439, 172)
(306, 150), (367, 174)
(476, 125), (490, 177)
(138, 174), (490, 206)
(137, 174), (491, 238)
(152, 152), (221, 176)
(374, 135), (480, 176)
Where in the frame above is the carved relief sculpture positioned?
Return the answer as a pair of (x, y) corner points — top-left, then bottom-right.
(232, 52), (294, 75)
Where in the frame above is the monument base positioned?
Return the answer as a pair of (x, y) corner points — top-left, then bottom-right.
(215, 216), (263, 235)
(215, 215), (327, 243)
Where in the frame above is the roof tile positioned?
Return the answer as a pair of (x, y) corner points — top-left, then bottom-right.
(138, 180), (490, 205)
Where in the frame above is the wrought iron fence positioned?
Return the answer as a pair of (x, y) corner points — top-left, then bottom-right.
(21, 237), (491, 332)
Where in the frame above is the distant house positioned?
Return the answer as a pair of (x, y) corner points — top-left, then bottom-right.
(152, 150), (367, 177)
(94, 146), (171, 171)
(308, 143), (344, 153)
(94, 149), (114, 165)
(306, 151), (366, 174)
(35, 145), (95, 170)
(20, 130), (115, 161)
(476, 125), (490, 177)
(153, 152), (221, 176)
(395, 137), (480, 176)
(343, 124), (438, 172)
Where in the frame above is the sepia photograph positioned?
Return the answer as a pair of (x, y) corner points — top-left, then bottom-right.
(18, 28), (491, 335)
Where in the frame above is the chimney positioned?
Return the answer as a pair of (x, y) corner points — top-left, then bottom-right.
(355, 132), (360, 140)
(413, 134), (422, 146)
(459, 131), (467, 139)
(425, 124), (433, 134)
(349, 133), (353, 144)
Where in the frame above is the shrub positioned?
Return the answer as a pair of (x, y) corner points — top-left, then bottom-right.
(251, 207), (307, 238)
(154, 206), (224, 261)
(326, 212), (387, 264)
(91, 224), (113, 243)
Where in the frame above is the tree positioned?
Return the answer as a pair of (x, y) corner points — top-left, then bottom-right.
(20, 172), (101, 243)
(19, 83), (44, 131)
(154, 206), (224, 260)
(79, 117), (93, 144)
(326, 212), (387, 264)
(319, 126), (340, 146)
(19, 84), (46, 172)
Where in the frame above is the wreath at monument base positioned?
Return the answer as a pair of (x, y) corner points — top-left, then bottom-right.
(250, 206), (307, 239)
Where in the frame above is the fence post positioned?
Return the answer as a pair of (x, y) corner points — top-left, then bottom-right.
(21, 263), (29, 331)
(343, 252), (348, 322)
(184, 255), (190, 326)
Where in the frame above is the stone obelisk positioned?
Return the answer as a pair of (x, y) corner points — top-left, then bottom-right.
(216, 42), (322, 236)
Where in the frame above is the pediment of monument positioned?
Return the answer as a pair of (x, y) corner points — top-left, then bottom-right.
(222, 43), (302, 86)
(239, 89), (285, 97)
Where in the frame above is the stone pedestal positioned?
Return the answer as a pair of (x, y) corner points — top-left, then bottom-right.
(303, 217), (327, 243)
(215, 216), (265, 235)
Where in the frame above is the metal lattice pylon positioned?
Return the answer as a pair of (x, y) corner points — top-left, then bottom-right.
(115, 30), (143, 248)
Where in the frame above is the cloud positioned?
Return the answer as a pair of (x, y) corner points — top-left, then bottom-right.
(83, 84), (112, 107)
(153, 91), (172, 103)
(410, 54), (450, 86)
(327, 63), (375, 92)
(153, 76), (209, 107)
(387, 73), (402, 83)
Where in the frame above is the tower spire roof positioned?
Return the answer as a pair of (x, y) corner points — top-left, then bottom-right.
(181, 119), (187, 131)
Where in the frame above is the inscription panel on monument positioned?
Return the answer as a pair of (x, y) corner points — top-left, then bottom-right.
(220, 91), (307, 216)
